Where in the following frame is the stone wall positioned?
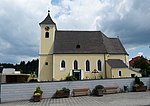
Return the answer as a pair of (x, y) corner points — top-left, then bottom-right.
(1, 77), (150, 103)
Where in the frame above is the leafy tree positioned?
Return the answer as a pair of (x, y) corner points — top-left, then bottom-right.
(132, 56), (150, 77)
(0, 63), (15, 68)
(16, 61), (26, 73)
(0, 59), (39, 76)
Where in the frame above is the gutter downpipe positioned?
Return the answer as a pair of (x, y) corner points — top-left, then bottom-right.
(52, 54), (54, 81)
(0, 66), (3, 104)
(0, 74), (1, 104)
(104, 54), (107, 79)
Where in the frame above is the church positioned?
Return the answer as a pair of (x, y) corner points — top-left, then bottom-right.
(38, 11), (141, 81)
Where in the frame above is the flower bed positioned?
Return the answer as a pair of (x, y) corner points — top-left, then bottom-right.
(53, 87), (70, 98)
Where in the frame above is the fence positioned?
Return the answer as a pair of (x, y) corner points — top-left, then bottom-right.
(1, 77), (150, 103)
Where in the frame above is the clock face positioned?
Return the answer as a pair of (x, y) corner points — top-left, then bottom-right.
(45, 26), (49, 31)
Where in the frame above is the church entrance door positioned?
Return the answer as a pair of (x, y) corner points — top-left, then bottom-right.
(72, 70), (81, 80)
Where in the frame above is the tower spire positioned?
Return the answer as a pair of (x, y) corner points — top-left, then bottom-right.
(39, 9), (56, 25)
(48, 6), (50, 14)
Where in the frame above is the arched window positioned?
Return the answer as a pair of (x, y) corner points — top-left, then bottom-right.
(61, 60), (65, 68)
(86, 60), (90, 71)
(74, 60), (78, 70)
(119, 71), (122, 76)
(97, 60), (101, 71)
(45, 32), (49, 38)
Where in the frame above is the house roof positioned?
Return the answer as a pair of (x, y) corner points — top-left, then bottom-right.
(54, 31), (128, 54)
(107, 59), (128, 68)
(39, 13), (55, 25)
(2, 68), (15, 74)
(130, 67), (141, 73)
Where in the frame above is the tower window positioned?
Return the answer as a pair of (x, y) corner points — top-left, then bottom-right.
(45, 62), (48, 65)
(45, 32), (49, 38)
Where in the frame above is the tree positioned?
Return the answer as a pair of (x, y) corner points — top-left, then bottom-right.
(0, 63), (15, 68)
(14, 59), (39, 75)
(16, 61), (26, 73)
(0, 59), (39, 76)
(132, 56), (150, 77)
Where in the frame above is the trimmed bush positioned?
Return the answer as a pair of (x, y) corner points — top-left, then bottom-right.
(34, 86), (43, 95)
(92, 85), (104, 96)
(66, 76), (77, 81)
(134, 76), (144, 87)
(29, 79), (38, 82)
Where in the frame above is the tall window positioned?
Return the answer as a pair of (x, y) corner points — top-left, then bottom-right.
(74, 60), (78, 70)
(97, 60), (101, 71)
(45, 32), (49, 38)
(86, 60), (90, 71)
(61, 60), (65, 68)
(119, 71), (122, 76)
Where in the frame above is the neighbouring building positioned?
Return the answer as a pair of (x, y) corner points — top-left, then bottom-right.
(38, 11), (141, 81)
(0, 67), (30, 83)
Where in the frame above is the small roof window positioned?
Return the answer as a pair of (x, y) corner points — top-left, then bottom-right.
(76, 44), (80, 49)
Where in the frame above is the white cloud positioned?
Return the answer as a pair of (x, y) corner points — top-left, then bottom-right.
(17, 56), (39, 64)
(127, 47), (136, 51)
(137, 52), (143, 56)
(116, 0), (133, 19)
(0, 0), (49, 63)
(0, 39), (11, 49)
(0, 0), (150, 63)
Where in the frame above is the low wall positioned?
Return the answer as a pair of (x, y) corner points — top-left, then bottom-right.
(1, 77), (150, 103)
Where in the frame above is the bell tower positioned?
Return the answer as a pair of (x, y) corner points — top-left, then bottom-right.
(38, 10), (56, 81)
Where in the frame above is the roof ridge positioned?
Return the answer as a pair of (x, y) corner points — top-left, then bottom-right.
(56, 30), (101, 32)
(54, 30), (127, 54)
(101, 33), (108, 53)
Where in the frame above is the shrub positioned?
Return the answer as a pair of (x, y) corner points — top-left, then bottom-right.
(62, 87), (70, 93)
(133, 76), (144, 87)
(133, 76), (147, 92)
(65, 76), (76, 81)
(34, 86), (43, 95)
(29, 79), (38, 82)
(56, 87), (70, 94)
(134, 76), (140, 84)
(54, 87), (70, 98)
(95, 85), (104, 90)
(92, 85), (104, 96)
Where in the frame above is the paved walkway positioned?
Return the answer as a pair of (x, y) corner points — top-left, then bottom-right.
(0, 92), (150, 106)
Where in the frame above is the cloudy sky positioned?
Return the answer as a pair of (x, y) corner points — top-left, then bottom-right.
(0, 0), (150, 64)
